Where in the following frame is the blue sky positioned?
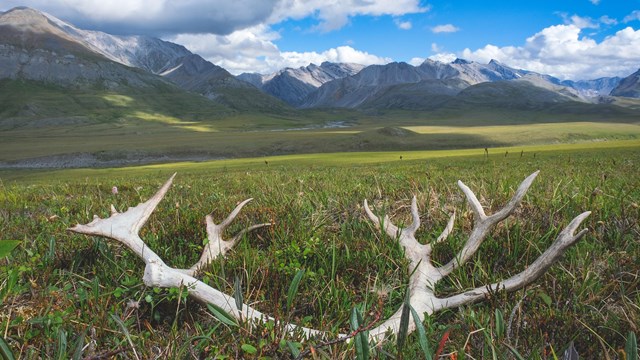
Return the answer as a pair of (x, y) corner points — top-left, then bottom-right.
(2, 0), (639, 79)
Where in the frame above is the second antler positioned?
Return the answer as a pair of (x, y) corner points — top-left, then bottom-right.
(363, 170), (590, 342)
(68, 171), (590, 343)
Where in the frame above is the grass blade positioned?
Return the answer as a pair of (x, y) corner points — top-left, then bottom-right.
(396, 287), (411, 351)
(233, 275), (243, 311)
(286, 341), (301, 357)
(206, 303), (239, 328)
(350, 307), (369, 360)
(504, 342), (526, 360)
(495, 308), (505, 340)
(71, 329), (86, 360)
(410, 305), (433, 360)
(55, 328), (67, 360)
(287, 270), (305, 312)
(110, 314), (140, 360)
(0, 336), (16, 360)
(0, 240), (20, 258)
(626, 331), (638, 360)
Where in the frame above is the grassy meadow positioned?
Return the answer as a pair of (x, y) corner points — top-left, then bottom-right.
(1, 142), (639, 358)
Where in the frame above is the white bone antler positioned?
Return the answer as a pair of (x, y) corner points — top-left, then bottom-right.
(68, 171), (589, 344)
(363, 171), (590, 342)
(68, 173), (322, 338)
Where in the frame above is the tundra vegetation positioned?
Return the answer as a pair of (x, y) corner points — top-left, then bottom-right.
(0, 143), (639, 359)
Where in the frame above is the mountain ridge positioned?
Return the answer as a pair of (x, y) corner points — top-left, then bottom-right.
(1, 6), (638, 116)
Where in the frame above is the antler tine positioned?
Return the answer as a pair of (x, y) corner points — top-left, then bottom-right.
(490, 170), (539, 221)
(403, 196), (421, 235)
(364, 199), (400, 238)
(435, 210), (456, 244)
(67, 173), (177, 264)
(438, 171), (540, 277)
(457, 180), (487, 220)
(436, 211), (591, 311)
(218, 198), (254, 229)
(184, 199), (272, 275)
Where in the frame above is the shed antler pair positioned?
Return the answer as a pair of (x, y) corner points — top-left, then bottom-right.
(69, 171), (590, 342)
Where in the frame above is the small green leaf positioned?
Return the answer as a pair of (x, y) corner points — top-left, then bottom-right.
(145, 294), (153, 303)
(504, 342), (526, 360)
(537, 291), (552, 306)
(397, 286), (411, 351)
(495, 308), (505, 339)
(0, 336), (16, 360)
(626, 331), (638, 360)
(286, 341), (301, 357)
(233, 275), (243, 311)
(206, 303), (239, 327)
(286, 269), (305, 312)
(56, 328), (67, 360)
(0, 240), (20, 258)
(71, 329), (87, 360)
(350, 307), (369, 360)
(241, 343), (257, 354)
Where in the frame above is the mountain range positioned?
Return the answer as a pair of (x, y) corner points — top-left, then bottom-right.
(1, 6), (639, 120)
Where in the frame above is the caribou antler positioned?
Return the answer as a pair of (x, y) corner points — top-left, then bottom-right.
(68, 173), (323, 338)
(363, 170), (590, 342)
(68, 171), (589, 344)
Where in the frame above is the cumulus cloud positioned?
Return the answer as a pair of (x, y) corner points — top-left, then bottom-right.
(431, 24), (460, 33)
(1, 0), (278, 35)
(394, 19), (413, 30)
(447, 24), (640, 79)
(171, 28), (391, 74)
(624, 10), (640, 23)
(428, 52), (457, 63)
(268, 0), (428, 32)
(1, 0), (427, 35)
(566, 14), (599, 29)
(599, 15), (618, 25)
(408, 57), (425, 66)
(0, 0), (424, 74)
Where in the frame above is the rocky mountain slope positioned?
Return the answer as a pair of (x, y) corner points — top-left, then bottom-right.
(238, 62), (365, 106)
(296, 58), (624, 110)
(0, 7), (166, 89)
(610, 68), (640, 98)
(1, 6), (636, 116)
(0, 7), (288, 112)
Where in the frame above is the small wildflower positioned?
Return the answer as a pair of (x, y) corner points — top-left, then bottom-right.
(111, 186), (118, 195)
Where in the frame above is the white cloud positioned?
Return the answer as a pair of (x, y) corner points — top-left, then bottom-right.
(431, 24), (460, 33)
(428, 52), (457, 63)
(567, 15), (599, 29)
(1, 0), (428, 35)
(170, 28), (391, 74)
(1, 0), (278, 35)
(268, 0), (428, 32)
(409, 57), (425, 66)
(446, 24), (640, 79)
(599, 15), (617, 25)
(624, 10), (640, 23)
(589, 0), (600, 4)
(394, 19), (412, 30)
(431, 42), (442, 52)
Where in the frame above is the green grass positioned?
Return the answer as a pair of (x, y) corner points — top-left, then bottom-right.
(1, 144), (638, 358)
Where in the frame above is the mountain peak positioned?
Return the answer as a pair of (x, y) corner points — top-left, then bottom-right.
(452, 58), (472, 65)
(1, 6), (53, 27)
